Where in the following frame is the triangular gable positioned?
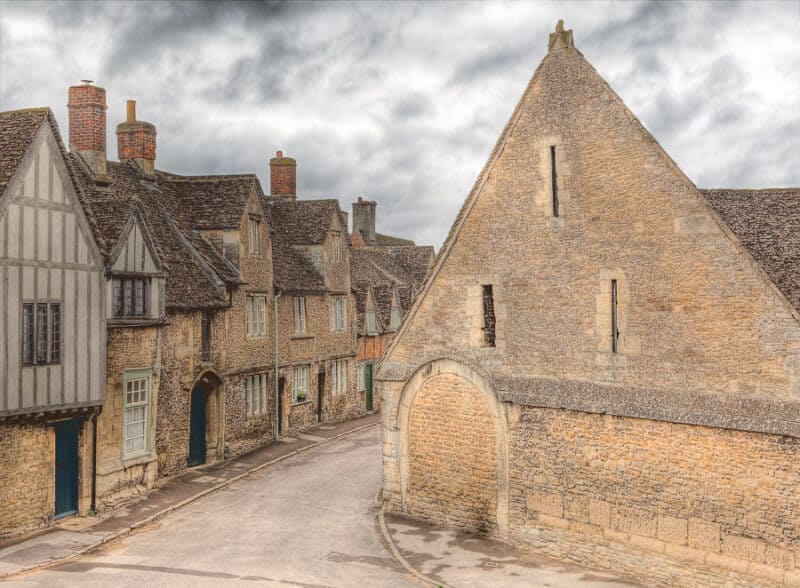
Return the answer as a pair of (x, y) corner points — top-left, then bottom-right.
(380, 23), (799, 388)
(108, 207), (164, 273)
(0, 114), (103, 268)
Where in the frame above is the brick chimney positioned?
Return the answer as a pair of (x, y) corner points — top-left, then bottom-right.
(270, 150), (296, 198)
(352, 196), (376, 244)
(67, 81), (108, 182)
(116, 100), (157, 178)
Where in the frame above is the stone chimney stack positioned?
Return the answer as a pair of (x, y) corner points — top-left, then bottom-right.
(116, 100), (157, 178)
(67, 80), (108, 182)
(270, 150), (296, 198)
(352, 196), (376, 244)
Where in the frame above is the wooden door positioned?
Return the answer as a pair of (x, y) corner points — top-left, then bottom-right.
(188, 387), (206, 466)
(365, 364), (374, 413)
(53, 419), (80, 518)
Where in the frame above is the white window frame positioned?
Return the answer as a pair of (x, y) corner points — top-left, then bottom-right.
(246, 295), (267, 337)
(248, 216), (261, 255)
(365, 308), (378, 335)
(123, 368), (152, 459)
(293, 365), (310, 403)
(330, 359), (347, 395)
(329, 296), (346, 332)
(390, 304), (401, 331)
(293, 296), (306, 333)
(332, 233), (341, 262)
(245, 372), (268, 416)
(357, 364), (365, 391)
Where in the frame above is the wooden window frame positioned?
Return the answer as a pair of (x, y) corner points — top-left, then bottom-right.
(329, 296), (346, 332)
(123, 368), (152, 459)
(245, 372), (268, 416)
(246, 295), (268, 337)
(21, 301), (61, 366)
(389, 304), (401, 331)
(248, 216), (261, 256)
(365, 308), (378, 335)
(112, 277), (150, 318)
(293, 296), (307, 333)
(293, 365), (310, 403)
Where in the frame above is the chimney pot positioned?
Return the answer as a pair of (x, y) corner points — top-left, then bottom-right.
(117, 100), (157, 178)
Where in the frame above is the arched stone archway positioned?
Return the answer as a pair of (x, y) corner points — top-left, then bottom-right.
(395, 359), (509, 538)
(188, 370), (225, 466)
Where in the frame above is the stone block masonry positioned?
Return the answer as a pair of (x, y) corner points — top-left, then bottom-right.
(0, 423), (53, 540)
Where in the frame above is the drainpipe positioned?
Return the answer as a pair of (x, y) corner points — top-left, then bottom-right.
(90, 405), (101, 514)
(274, 289), (282, 439)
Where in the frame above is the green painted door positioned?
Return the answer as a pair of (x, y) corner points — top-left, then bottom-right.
(365, 364), (373, 413)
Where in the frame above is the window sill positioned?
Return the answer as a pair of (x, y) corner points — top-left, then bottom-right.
(292, 399), (312, 406)
(290, 334), (314, 340)
(121, 452), (156, 467)
(109, 317), (166, 329)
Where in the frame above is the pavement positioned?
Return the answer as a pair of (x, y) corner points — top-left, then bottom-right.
(0, 412), (381, 581)
(2, 416), (642, 587)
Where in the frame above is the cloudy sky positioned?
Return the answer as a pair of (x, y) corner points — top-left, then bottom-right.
(1, 1), (798, 248)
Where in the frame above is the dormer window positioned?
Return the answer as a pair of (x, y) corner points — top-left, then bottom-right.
(113, 277), (150, 318)
(390, 302), (401, 331)
(248, 215), (261, 255)
(332, 233), (342, 262)
(365, 308), (378, 335)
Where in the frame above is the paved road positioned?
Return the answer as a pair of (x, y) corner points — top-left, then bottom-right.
(9, 426), (415, 588)
(9, 425), (637, 587)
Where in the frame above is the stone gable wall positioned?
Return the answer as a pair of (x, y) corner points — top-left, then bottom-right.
(379, 40), (800, 587)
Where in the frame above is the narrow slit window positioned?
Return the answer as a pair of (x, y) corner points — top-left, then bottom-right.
(611, 279), (619, 353)
(482, 285), (496, 347)
(550, 145), (559, 217)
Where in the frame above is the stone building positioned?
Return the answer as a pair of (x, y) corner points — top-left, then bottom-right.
(378, 22), (799, 586)
(0, 107), (106, 538)
(265, 154), (363, 430)
(349, 198), (433, 412)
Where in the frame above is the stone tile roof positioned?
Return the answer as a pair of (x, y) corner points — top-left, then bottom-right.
(350, 245), (434, 332)
(1, 107), (106, 256)
(158, 172), (264, 230)
(268, 198), (349, 245)
(75, 160), (232, 309)
(268, 218), (326, 293)
(0, 108), (49, 197)
(375, 232), (415, 247)
(703, 188), (800, 314)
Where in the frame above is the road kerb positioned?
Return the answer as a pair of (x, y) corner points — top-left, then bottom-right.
(377, 509), (455, 588)
(0, 420), (380, 581)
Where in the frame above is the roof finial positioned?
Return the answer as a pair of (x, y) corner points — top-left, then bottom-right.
(548, 19), (574, 52)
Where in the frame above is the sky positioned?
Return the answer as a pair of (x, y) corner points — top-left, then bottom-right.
(1, 1), (798, 249)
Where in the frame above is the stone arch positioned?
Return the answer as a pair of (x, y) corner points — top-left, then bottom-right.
(190, 369), (225, 465)
(395, 358), (509, 538)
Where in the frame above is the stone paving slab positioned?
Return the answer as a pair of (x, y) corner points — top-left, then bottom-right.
(383, 513), (645, 588)
(0, 412), (381, 580)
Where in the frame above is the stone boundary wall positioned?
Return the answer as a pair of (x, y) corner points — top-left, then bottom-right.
(511, 406), (799, 586)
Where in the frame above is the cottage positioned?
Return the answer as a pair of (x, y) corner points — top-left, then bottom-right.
(378, 22), (799, 586)
(0, 107), (105, 537)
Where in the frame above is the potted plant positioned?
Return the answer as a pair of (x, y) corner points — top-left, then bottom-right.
(296, 391), (307, 403)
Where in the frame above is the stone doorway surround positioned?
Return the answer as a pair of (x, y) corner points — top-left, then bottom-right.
(394, 358), (510, 539)
(190, 370), (225, 466)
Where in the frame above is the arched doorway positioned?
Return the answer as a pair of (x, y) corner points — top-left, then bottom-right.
(396, 359), (509, 538)
(188, 371), (224, 467)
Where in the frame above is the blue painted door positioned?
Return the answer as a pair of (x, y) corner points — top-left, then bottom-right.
(188, 387), (206, 467)
(53, 419), (80, 518)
